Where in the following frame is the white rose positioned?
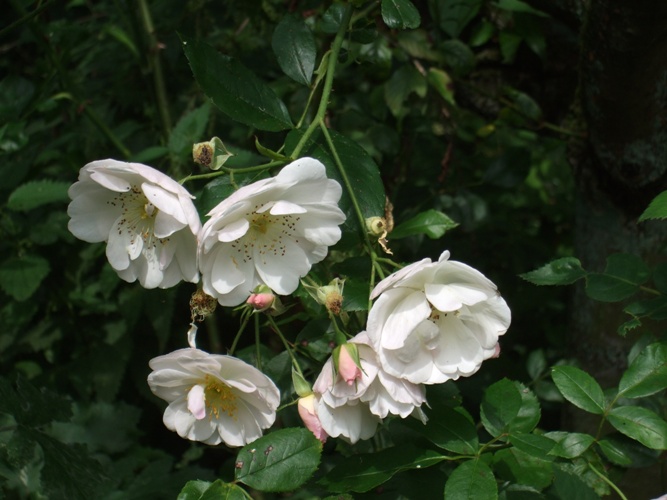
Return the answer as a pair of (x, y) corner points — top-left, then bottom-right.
(147, 348), (280, 447)
(67, 159), (201, 288)
(198, 157), (346, 306)
(367, 251), (511, 385)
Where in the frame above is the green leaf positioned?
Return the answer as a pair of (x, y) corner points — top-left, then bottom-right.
(520, 257), (586, 286)
(178, 479), (248, 500)
(381, 0), (421, 29)
(321, 3), (345, 33)
(384, 65), (427, 117)
(526, 349), (547, 380)
(493, 448), (553, 491)
(585, 253), (650, 302)
(639, 190), (667, 221)
(181, 35), (292, 131)
(391, 209), (458, 239)
(0, 255), (50, 301)
(597, 438), (632, 467)
(444, 459), (497, 500)
(607, 406), (667, 450)
(504, 88), (542, 122)
(618, 342), (667, 398)
(20, 428), (109, 499)
(234, 428), (321, 492)
(427, 68), (456, 105)
(319, 445), (445, 493)
(549, 467), (599, 500)
(551, 366), (606, 414)
(404, 405), (478, 455)
(0, 75), (34, 120)
(7, 180), (71, 212)
(272, 14), (316, 86)
(548, 432), (595, 459)
(442, 40), (476, 76)
(432, 0), (482, 38)
(168, 102), (211, 159)
(509, 432), (556, 460)
(285, 128), (385, 236)
(0, 376), (72, 427)
(480, 379), (540, 437)
(597, 434), (660, 468)
(496, 0), (550, 17)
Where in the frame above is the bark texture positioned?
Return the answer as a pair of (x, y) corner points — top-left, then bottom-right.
(572, 2), (667, 496)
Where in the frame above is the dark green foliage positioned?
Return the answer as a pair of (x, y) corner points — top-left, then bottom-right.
(2, 0), (666, 498)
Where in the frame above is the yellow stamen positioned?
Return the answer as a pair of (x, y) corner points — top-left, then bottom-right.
(204, 375), (238, 420)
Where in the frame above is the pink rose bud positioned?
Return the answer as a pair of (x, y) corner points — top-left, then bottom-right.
(298, 395), (328, 443)
(338, 344), (362, 386)
(246, 292), (275, 311)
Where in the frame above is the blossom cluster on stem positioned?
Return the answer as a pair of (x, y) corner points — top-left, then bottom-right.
(67, 156), (511, 449)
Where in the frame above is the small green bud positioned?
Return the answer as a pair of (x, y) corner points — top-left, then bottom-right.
(292, 368), (312, 398)
(192, 137), (233, 170)
(365, 216), (386, 236)
(303, 278), (345, 315)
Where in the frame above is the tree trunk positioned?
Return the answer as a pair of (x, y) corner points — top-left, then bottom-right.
(571, 2), (667, 497)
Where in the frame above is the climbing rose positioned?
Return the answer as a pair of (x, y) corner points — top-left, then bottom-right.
(67, 159), (201, 288)
(367, 250), (511, 385)
(198, 157), (346, 306)
(147, 348), (280, 447)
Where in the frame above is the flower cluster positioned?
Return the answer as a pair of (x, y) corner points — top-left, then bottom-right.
(68, 157), (345, 447)
(67, 156), (510, 449)
(301, 251), (511, 443)
(68, 157), (344, 299)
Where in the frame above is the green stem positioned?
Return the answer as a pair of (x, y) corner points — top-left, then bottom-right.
(229, 312), (251, 355)
(376, 257), (403, 269)
(290, 5), (353, 158)
(268, 316), (304, 378)
(0, 0), (55, 38)
(319, 123), (374, 252)
(639, 285), (661, 296)
(138, 0), (172, 142)
(81, 106), (132, 158)
(179, 160), (285, 184)
(588, 463), (628, 500)
(254, 314), (262, 371)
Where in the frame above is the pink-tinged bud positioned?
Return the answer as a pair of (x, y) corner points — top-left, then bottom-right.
(297, 395), (328, 443)
(247, 292), (275, 311)
(338, 344), (362, 386)
(491, 343), (501, 359)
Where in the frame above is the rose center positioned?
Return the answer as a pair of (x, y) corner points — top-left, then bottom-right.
(204, 375), (238, 419)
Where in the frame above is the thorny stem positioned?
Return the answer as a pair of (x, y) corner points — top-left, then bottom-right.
(138, 0), (172, 142)
(290, 5), (353, 158)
